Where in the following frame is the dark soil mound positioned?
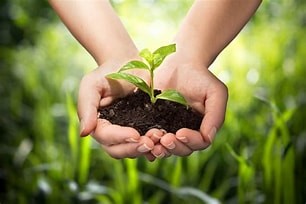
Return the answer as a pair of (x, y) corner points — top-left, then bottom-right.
(98, 90), (202, 135)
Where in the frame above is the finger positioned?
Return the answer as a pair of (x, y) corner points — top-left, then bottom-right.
(201, 83), (228, 142)
(160, 133), (193, 156)
(145, 152), (156, 162)
(176, 128), (210, 150)
(78, 74), (102, 136)
(151, 143), (170, 159)
(102, 136), (154, 159)
(92, 119), (140, 146)
(145, 128), (166, 144)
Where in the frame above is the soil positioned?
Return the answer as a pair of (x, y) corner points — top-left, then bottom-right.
(98, 90), (203, 135)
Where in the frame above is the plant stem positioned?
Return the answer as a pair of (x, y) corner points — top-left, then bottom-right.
(150, 69), (156, 104)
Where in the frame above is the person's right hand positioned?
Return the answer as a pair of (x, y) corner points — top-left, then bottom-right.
(78, 60), (159, 159)
(149, 53), (228, 158)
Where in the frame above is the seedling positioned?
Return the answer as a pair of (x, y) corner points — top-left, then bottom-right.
(106, 44), (188, 106)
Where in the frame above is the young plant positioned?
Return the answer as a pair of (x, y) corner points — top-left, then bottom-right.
(106, 44), (188, 106)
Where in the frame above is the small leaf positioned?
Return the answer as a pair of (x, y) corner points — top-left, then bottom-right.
(153, 43), (176, 56)
(106, 73), (151, 96)
(156, 89), (188, 106)
(152, 44), (176, 68)
(119, 60), (149, 72)
(139, 48), (153, 67)
(153, 54), (163, 70)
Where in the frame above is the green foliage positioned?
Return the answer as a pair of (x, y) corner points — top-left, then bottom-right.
(107, 72), (151, 95)
(107, 44), (188, 106)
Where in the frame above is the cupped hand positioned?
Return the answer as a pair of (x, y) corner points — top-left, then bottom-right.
(151, 53), (228, 157)
(77, 60), (161, 159)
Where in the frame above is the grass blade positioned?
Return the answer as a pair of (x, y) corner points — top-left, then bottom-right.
(66, 93), (78, 178)
(78, 136), (91, 185)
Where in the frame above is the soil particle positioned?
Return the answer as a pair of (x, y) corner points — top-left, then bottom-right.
(98, 90), (203, 135)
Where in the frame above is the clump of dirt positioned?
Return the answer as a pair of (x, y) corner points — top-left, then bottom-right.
(98, 90), (203, 135)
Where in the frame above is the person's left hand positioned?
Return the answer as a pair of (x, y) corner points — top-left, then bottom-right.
(78, 60), (162, 159)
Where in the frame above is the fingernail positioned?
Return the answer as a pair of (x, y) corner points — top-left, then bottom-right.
(208, 127), (217, 143)
(166, 142), (176, 150)
(153, 152), (165, 159)
(125, 138), (139, 143)
(137, 144), (151, 153)
(176, 136), (188, 143)
(153, 133), (162, 140)
(79, 120), (85, 137)
(161, 129), (167, 134)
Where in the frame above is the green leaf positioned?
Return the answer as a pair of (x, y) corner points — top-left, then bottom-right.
(156, 89), (188, 106)
(139, 48), (153, 67)
(106, 72), (151, 96)
(153, 43), (176, 56)
(152, 44), (176, 68)
(119, 60), (149, 72)
(152, 54), (163, 69)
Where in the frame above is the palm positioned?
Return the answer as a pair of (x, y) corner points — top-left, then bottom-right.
(78, 62), (156, 159)
(150, 56), (228, 156)
(155, 61), (223, 115)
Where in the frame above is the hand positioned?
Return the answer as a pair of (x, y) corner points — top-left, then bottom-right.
(78, 60), (158, 159)
(150, 53), (228, 157)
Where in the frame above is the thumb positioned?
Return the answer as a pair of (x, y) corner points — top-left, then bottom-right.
(200, 83), (228, 143)
(79, 106), (98, 137)
(78, 75), (102, 137)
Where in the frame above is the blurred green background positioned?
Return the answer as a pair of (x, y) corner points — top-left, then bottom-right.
(1, 0), (305, 203)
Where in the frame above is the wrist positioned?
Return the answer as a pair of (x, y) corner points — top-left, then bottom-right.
(164, 50), (209, 70)
(96, 44), (139, 66)
(174, 36), (215, 68)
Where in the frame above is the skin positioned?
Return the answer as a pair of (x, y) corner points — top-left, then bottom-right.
(78, 61), (158, 159)
(49, 0), (262, 160)
(49, 0), (157, 159)
(150, 0), (262, 158)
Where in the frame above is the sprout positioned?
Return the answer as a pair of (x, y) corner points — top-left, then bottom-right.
(106, 44), (188, 106)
